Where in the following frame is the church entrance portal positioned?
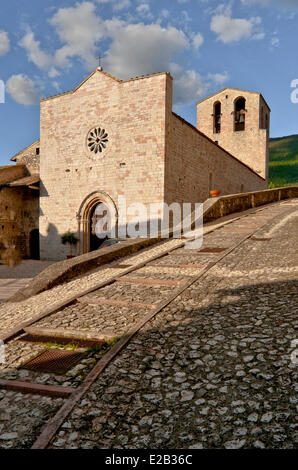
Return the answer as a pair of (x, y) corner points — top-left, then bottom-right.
(78, 192), (118, 255)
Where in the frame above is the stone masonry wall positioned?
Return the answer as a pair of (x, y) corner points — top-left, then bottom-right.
(0, 186), (39, 258)
(165, 113), (266, 206)
(11, 140), (40, 175)
(40, 70), (169, 260)
(197, 89), (270, 181)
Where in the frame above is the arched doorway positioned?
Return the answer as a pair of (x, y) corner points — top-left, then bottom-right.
(29, 229), (40, 260)
(77, 191), (118, 254)
(234, 97), (246, 132)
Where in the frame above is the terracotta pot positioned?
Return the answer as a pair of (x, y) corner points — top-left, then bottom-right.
(209, 190), (221, 197)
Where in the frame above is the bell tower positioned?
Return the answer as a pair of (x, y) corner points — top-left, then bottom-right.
(197, 87), (270, 182)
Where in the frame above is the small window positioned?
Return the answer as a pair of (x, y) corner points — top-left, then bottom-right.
(213, 102), (221, 134)
(234, 97), (246, 131)
(36, 147), (40, 156)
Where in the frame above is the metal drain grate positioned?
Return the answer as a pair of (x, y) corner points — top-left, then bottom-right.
(198, 247), (228, 253)
(21, 349), (86, 374)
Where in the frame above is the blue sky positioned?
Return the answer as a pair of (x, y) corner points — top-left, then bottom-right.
(0, 0), (298, 165)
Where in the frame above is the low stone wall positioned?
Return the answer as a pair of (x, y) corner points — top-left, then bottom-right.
(8, 237), (160, 302)
(203, 186), (298, 223)
(8, 185), (297, 302)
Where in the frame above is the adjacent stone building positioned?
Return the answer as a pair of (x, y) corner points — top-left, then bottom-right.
(2, 68), (270, 261)
(0, 159), (39, 259)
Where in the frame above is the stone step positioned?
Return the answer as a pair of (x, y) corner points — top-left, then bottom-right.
(115, 277), (186, 286)
(77, 296), (157, 309)
(24, 326), (114, 344)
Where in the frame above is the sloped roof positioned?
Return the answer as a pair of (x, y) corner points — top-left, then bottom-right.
(197, 87), (270, 111)
(8, 175), (40, 187)
(10, 139), (40, 162)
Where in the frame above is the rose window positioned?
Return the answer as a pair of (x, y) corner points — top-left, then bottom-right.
(87, 127), (108, 154)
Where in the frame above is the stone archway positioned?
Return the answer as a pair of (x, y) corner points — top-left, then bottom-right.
(77, 191), (118, 254)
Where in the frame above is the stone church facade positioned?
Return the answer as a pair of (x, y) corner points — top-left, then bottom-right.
(2, 67), (269, 261)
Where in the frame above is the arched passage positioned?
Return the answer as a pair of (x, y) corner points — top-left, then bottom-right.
(77, 191), (118, 254)
(213, 101), (221, 134)
(234, 97), (246, 131)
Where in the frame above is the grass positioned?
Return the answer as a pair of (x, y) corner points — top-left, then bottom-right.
(269, 134), (298, 187)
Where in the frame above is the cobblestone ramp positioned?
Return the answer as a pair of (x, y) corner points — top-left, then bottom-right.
(0, 199), (297, 449)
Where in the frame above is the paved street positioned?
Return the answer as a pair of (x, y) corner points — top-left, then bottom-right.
(0, 200), (297, 449)
(48, 201), (298, 449)
(0, 260), (54, 302)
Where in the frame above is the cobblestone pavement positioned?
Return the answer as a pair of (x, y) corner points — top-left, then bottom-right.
(0, 260), (54, 302)
(0, 239), (184, 337)
(46, 201), (296, 449)
(0, 200), (297, 449)
(0, 390), (64, 449)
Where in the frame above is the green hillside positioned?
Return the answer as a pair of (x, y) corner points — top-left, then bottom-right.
(269, 134), (298, 187)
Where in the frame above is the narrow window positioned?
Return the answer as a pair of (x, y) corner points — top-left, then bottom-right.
(36, 147), (40, 156)
(234, 97), (246, 131)
(213, 102), (221, 134)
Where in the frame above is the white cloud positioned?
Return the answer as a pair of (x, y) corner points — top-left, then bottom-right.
(19, 2), (106, 74)
(15, 2), (226, 108)
(6, 74), (40, 105)
(170, 65), (208, 106)
(136, 3), (152, 18)
(95, 0), (131, 9)
(271, 35), (280, 47)
(19, 27), (52, 69)
(192, 32), (204, 50)
(208, 71), (229, 85)
(160, 9), (170, 18)
(50, 2), (104, 70)
(103, 22), (189, 78)
(210, 13), (264, 43)
(0, 31), (10, 57)
(103, 22), (209, 106)
(113, 0), (131, 11)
